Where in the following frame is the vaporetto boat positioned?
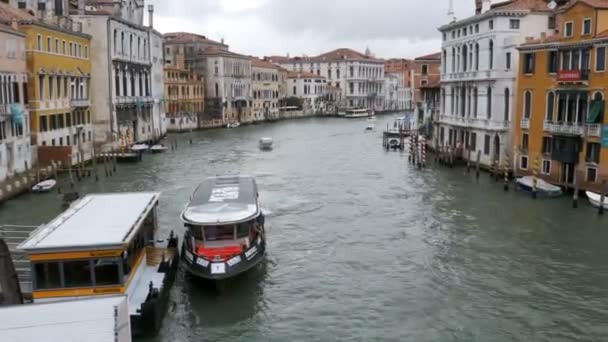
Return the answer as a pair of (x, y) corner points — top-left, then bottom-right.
(180, 176), (266, 281)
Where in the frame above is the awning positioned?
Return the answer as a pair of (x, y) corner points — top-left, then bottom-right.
(587, 100), (604, 123)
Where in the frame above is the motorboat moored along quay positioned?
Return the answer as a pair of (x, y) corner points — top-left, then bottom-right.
(181, 176), (266, 281)
(16, 192), (179, 337)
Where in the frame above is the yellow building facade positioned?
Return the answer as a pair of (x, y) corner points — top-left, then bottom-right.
(514, 0), (608, 193)
(15, 14), (93, 166)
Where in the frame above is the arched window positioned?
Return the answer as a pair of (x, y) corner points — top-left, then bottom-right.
(113, 30), (117, 53)
(137, 37), (141, 58)
(473, 87), (478, 117)
(504, 88), (510, 121)
(451, 47), (456, 72)
(462, 45), (468, 72)
(442, 49), (447, 74)
(546, 92), (555, 121)
(523, 90), (532, 119)
(489, 40), (494, 69)
(121, 32), (124, 55)
(594, 91), (604, 101)
(129, 34), (133, 58)
(293, 86), (297, 96)
(475, 43), (479, 70)
(487, 87), (492, 119)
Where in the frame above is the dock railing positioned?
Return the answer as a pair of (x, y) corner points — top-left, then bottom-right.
(0, 225), (39, 299)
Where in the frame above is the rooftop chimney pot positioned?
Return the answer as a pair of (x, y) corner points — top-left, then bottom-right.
(148, 5), (154, 28)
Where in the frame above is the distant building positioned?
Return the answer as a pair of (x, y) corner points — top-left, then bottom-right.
(251, 58), (280, 122)
(385, 58), (413, 89)
(286, 71), (328, 114)
(0, 11), (33, 182)
(514, 0), (608, 192)
(164, 46), (205, 132)
(269, 48), (386, 111)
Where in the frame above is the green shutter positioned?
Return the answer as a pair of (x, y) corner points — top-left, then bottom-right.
(587, 101), (604, 124)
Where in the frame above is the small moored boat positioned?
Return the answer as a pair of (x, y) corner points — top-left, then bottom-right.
(150, 144), (168, 153)
(259, 137), (273, 150)
(31, 179), (56, 193)
(516, 176), (562, 198)
(585, 191), (608, 209)
(365, 123), (374, 131)
(130, 144), (149, 152)
(226, 122), (241, 129)
(181, 176), (266, 281)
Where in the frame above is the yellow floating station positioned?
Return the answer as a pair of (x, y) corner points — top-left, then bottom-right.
(17, 192), (179, 337)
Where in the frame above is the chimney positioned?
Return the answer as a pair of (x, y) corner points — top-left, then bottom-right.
(481, 0), (492, 13)
(78, 0), (85, 15)
(113, 2), (121, 16)
(475, 0), (483, 14)
(148, 5), (154, 28)
(220, 38), (225, 45)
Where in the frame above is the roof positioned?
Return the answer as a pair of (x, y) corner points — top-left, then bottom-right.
(415, 52), (441, 61)
(563, 0), (608, 9)
(0, 2), (37, 23)
(251, 58), (280, 69)
(0, 22), (25, 36)
(490, 0), (555, 11)
(315, 48), (383, 62)
(201, 47), (250, 59)
(0, 296), (129, 342)
(18, 192), (160, 252)
(164, 32), (227, 46)
(181, 176), (260, 225)
(287, 71), (325, 79)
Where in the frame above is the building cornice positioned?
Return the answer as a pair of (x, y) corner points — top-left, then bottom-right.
(438, 10), (532, 32)
(518, 37), (608, 51)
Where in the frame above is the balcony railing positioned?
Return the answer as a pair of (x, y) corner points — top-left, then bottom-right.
(71, 98), (91, 107)
(557, 69), (590, 82)
(587, 124), (601, 137)
(520, 118), (530, 129)
(543, 121), (585, 135)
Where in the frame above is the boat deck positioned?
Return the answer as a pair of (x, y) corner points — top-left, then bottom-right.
(128, 264), (166, 315)
(0, 225), (38, 298)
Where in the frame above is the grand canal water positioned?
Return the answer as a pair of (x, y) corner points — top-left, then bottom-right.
(1, 116), (608, 341)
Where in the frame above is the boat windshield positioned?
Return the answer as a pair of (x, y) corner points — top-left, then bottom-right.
(205, 225), (235, 241)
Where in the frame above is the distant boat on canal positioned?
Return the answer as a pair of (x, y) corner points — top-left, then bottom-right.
(31, 179), (56, 193)
(516, 176), (562, 198)
(180, 176), (266, 281)
(259, 137), (274, 150)
(226, 122), (241, 129)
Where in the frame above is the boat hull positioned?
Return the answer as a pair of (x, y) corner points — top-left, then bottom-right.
(516, 177), (562, 198)
(181, 239), (266, 281)
(586, 191), (608, 209)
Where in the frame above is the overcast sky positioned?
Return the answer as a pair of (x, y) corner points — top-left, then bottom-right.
(147, 0), (474, 59)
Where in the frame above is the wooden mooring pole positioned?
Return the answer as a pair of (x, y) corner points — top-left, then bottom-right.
(599, 180), (607, 215)
(475, 151), (481, 180)
(532, 156), (539, 199)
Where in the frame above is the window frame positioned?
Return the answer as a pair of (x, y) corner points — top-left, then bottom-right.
(520, 155), (529, 170)
(596, 46), (606, 72)
(509, 19), (520, 29)
(586, 167), (598, 183)
(564, 21), (574, 38)
(541, 159), (551, 175)
(582, 18), (592, 36)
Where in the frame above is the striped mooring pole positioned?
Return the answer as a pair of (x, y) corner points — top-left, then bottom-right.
(409, 135), (414, 163)
(532, 156), (539, 199)
(503, 152), (509, 191)
(421, 135), (427, 168)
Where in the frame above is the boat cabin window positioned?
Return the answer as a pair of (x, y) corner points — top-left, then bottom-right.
(64, 260), (93, 288)
(34, 262), (61, 290)
(205, 225), (235, 241)
(123, 218), (155, 277)
(237, 223), (249, 238)
(33, 257), (123, 290)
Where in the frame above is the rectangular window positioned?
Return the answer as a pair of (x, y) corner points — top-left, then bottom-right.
(565, 22), (573, 37)
(542, 160), (551, 175)
(422, 64), (428, 75)
(470, 132), (477, 151)
(489, 20), (494, 30)
(510, 19), (520, 29)
(586, 167), (598, 183)
(506, 52), (511, 70)
(63, 260), (93, 288)
(520, 155), (529, 170)
(34, 262), (62, 289)
(542, 137), (553, 154)
(548, 51), (558, 73)
(93, 259), (121, 286)
(47, 37), (51, 52)
(522, 133), (529, 151)
(48, 76), (54, 99)
(62, 41), (66, 55)
(583, 18), (592, 35)
(475, 24), (479, 33)
(55, 39), (59, 53)
(586, 142), (601, 163)
(40, 115), (48, 132)
(524, 53), (535, 74)
(37, 34), (42, 50)
(484, 134), (490, 155)
(596, 47), (606, 72)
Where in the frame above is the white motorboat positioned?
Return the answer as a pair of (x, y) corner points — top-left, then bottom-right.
(259, 137), (274, 150)
(150, 144), (168, 153)
(367, 116), (377, 122)
(31, 179), (56, 193)
(227, 122), (241, 128)
(365, 123), (374, 131)
(130, 144), (149, 152)
(516, 176), (562, 198)
(586, 191), (608, 209)
(344, 108), (372, 118)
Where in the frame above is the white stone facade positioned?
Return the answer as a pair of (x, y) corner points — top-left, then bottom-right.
(287, 72), (328, 114)
(252, 60), (280, 122)
(438, 5), (552, 167)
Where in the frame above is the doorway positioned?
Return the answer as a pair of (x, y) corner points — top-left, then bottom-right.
(562, 162), (575, 184)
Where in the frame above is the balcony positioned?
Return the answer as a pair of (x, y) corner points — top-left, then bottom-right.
(543, 121), (585, 136)
(520, 118), (530, 129)
(71, 98), (91, 107)
(587, 124), (601, 137)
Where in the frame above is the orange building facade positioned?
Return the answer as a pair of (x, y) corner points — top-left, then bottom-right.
(514, 0), (608, 193)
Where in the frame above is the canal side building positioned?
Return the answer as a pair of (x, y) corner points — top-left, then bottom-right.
(437, 0), (561, 167)
(0, 12), (34, 182)
(70, 0), (156, 149)
(251, 58), (280, 122)
(164, 46), (204, 132)
(514, 0), (608, 192)
(1, 4), (94, 167)
(286, 71), (328, 114)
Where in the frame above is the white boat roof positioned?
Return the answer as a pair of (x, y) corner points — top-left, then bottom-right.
(18, 192), (160, 252)
(181, 176), (260, 225)
(0, 296), (129, 342)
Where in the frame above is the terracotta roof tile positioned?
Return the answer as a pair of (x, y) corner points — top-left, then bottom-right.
(568, 0), (608, 9)
(0, 2), (37, 23)
(414, 52), (441, 61)
(490, 0), (555, 11)
(164, 32), (226, 46)
(315, 48), (383, 62)
(251, 58), (280, 69)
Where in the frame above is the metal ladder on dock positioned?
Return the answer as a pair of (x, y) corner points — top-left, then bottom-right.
(0, 225), (38, 297)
